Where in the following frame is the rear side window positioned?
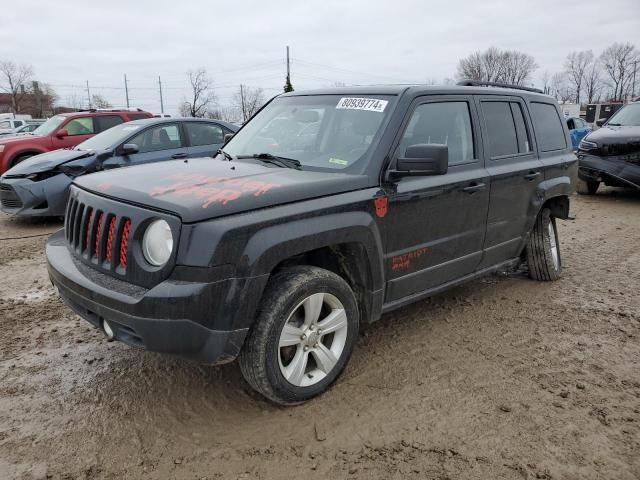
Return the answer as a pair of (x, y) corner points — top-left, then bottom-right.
(510, 103), (531, 153)
(400, 101), (474, 166)
(64, 117), (95, 136)
(530, 102), (567, 152)
(185, 122), (224, 146)
(482, 101), (518, 157)
(95, 115), (124, 132)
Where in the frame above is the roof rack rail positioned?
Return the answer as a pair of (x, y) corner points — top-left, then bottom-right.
(457, 79), (543, 94)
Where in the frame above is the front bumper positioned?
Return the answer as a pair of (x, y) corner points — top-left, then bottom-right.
(46, 230), (251, 365)
(0, 173), (71, 217)
(578, 154), (640, 190)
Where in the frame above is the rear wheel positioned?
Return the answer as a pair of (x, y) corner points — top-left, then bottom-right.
(526, 208), (562, 281)
(239, 266), (359, 405)
(576, 178), (599, 195)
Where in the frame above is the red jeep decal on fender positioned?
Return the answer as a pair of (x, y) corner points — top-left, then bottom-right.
(374, 196), (388, 218)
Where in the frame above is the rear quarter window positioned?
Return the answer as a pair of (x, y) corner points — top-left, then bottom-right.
(530, 102), (567, 152)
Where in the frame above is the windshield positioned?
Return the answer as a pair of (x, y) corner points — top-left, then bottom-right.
(33, 115), (66, 136)
(75, 122), (143, 151)
(223, 94), (395, 172)
(607, 103), (640, 126)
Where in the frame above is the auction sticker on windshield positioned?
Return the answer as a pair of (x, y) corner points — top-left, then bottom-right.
(336, 97), (388, 113)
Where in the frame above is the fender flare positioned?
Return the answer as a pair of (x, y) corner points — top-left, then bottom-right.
(244, 211), (385, 292)
(9, 148), (46, 167)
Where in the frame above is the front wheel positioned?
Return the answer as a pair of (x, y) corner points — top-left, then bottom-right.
(526, 208), (562, 281)
(239, 266), (359, 405)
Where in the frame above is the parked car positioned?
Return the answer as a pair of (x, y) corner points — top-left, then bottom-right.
(47, 82), (576, 404)
(0, 118), (237, 217)
(0, 114), (33, 131)
(566, 116), (591, 150)
(0, 109), (153, 175)
(576, 101), (640, 194)
(0, 122), (44, 137)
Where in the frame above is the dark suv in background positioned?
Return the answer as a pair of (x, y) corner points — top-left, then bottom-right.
(0, 109), (152, 174)
(47, 82), (576, 404)
(576, 101), (640, 194)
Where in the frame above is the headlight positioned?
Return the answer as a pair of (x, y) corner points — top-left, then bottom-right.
(578, 139), (598, 151)
(142, 219), (173, 266)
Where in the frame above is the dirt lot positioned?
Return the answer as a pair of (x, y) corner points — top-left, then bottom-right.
(0, 189), (639, 480)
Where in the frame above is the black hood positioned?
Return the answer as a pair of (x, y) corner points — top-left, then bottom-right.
(75, 157), (370, 223)
(4, 149), (96, 176)
(581, 125), (640, 157)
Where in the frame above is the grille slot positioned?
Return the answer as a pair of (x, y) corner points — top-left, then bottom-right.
(65, 195), (131, 272)
(0, 184), (23, 209)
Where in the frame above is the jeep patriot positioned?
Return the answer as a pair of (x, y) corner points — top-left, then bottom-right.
(47, 82), (577, 404)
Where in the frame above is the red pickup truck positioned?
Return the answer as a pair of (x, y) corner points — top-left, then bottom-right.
(0, 109), (152, 174)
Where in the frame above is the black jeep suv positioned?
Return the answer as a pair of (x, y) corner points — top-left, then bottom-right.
(47, 82), (576, 404)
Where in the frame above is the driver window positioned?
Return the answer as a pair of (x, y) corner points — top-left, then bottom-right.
(65, 117), (95, 136)
(399, 102), (474, 166)
(128, 124), (182, 153)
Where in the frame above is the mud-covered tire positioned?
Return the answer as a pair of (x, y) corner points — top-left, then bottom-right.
(239, 266), (359, 405)
(576, 178), (599, 195)
(526, 208), (562, 281)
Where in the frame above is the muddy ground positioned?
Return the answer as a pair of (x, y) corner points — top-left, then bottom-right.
(0, 189), (638, 480)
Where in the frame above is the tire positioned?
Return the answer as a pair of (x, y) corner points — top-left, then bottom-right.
(239, 266), (359, 405)
(576, 178), (599, 195)
(526, 208), (562, 281)
(11, 154), (34, 168)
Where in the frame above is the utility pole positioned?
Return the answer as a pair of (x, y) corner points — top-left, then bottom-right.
(124, 74), (130, 108)
(284, 46), (294, 93)
(86, 80), (92, 109)
(158, 76), (164, 114)
(239, 84), (245, 121)
(633, 61), (638, 100)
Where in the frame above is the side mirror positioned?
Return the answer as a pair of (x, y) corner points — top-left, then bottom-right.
(118, 143), (139, 156)
(392, 144), (449, 177)
(596, 119), (605, 127)
(223, 133), (234, 144)
(55, 129), (69, 139)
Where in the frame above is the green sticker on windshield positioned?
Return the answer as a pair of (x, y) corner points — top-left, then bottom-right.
(329, 157), (348, 166)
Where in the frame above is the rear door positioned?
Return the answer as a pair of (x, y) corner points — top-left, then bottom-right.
(183, 121), (226, 157)
(381, 95), (490, 303)
(476, 95), (545, 268)
(95, 115), (125, 133)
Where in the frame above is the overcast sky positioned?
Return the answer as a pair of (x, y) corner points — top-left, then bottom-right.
(1, 0), (638, 115)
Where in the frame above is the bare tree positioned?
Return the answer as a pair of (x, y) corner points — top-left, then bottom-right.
(233, 85), (265, 122)
(456, 47), (537, 86)
(540, 70), (551, 94)
(584, 62), (604, 104)
(91, 94), (112, 109)
(66, 92), (85, 110)
(600, 42), (639, 101)
(0, 60), (34, 113)
(206, 106), (240, 123)
(565, 50), (594, 104)
(550, 73), (572, 103)
(21, 82), (58, 117)
(181, 67), (216, 117)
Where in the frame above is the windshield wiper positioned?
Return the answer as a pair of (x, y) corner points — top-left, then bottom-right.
(216, 149), (234, 161)
(236, 153), (301, 169)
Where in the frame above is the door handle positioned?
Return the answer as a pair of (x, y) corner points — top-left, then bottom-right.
(462, 182), (486, 194)
(524, 171), (541, 180)
(171, 153), (188, 159)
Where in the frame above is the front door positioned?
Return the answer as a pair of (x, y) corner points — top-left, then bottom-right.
(108, 123), (188, 168)
(381, 96), (490, 303)
(53, 117), (96, 149)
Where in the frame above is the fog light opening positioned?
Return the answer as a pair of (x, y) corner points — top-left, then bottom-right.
(102, 319), (114, 340)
